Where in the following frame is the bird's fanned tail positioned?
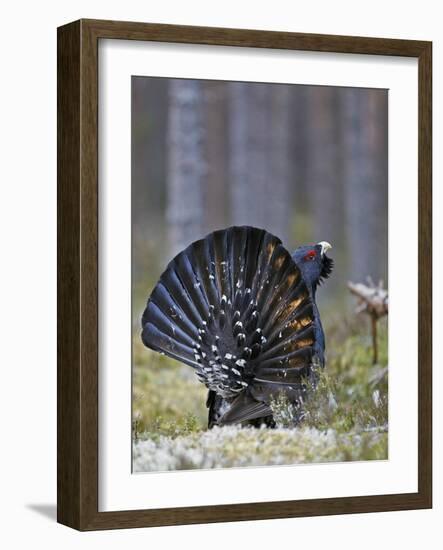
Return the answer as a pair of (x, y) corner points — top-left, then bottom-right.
(142, 226), (319, 426)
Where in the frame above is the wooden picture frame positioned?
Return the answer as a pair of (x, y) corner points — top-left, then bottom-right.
(57, 18), (432, 530)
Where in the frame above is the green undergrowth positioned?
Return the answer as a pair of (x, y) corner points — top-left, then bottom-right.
(132, 340), (208, 437)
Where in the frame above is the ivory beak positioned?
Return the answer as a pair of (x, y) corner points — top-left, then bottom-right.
(318, 241), (332, 256)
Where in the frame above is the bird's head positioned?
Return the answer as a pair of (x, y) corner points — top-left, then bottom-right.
(292, 241), (334, 293)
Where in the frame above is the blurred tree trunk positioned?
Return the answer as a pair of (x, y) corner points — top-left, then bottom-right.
(132, 77), (169, 278)
(341, 88), (388, 283)
(289, 86), (310, 249)
(132, 78), (168, 226)
(166, 79), (206, 257)
(202, 82), (228, 233)
(228, 82), (269, 229)
(268, 84), (292, 244)
(305, 87), (344, 293)
(228, 82), (292, 243)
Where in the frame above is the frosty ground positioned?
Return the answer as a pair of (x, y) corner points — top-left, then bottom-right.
(133, 424), (387, 472)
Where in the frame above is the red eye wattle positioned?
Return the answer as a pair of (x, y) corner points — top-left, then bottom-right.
(304, 250), (317, 261)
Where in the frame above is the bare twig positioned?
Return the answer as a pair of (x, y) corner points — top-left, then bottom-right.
(348, 279), (388, 364)
(347, 280), (388, 317)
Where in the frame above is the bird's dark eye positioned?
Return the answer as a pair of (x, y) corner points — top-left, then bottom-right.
(304, 250), (317, 261)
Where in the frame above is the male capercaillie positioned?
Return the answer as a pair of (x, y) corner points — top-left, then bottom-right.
(141, 226), (333, 427)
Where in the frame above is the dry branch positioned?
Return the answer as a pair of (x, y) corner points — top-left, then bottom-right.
(348, 278), (388, 365)
(347, 278), (388, 318)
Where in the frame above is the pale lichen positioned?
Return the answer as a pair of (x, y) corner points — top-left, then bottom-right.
(133, 425), (387, 472)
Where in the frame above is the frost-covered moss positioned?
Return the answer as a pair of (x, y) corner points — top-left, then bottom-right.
(133, 425), (387, 472)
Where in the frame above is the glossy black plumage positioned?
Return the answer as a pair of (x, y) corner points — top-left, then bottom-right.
(142, 226), (332, 427)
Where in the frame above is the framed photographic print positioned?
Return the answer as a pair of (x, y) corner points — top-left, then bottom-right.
(57, 19), (432, 530)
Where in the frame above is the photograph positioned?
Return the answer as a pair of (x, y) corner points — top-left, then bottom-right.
(131, 77), (389, 473)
